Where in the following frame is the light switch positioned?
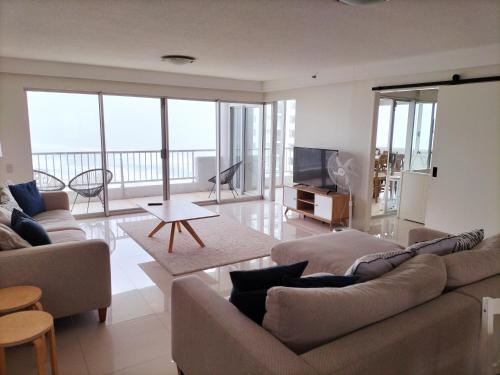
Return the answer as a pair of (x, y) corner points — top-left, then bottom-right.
(6, 164), (13, 174)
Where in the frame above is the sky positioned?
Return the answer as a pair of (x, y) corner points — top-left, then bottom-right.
(27, 92), (216, 153)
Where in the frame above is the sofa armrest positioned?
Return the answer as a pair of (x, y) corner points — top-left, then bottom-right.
(42, 191), (70, 211)
(408, 227), (451, 246)
(172, 276), (317, 375)
(0, 240), (111, 318)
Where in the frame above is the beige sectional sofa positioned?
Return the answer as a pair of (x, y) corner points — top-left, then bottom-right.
(172, 228), (500, 375)
(0, 191), (111, 321)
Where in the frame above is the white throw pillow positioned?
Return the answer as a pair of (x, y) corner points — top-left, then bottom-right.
(0, 223), (31, 250)
(0, 207), (11, 226)
(0, 183), (22, 212)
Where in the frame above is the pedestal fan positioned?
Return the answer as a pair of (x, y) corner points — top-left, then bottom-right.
(327, 155), (357, 228)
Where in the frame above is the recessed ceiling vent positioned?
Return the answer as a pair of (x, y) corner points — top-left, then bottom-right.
(161, 55), (196, 65)
(338, 0), (388, 5)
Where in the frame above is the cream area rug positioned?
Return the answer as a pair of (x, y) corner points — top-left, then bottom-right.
(119, 215), (279, 276)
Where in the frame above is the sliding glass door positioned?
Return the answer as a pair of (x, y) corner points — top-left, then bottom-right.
(102, 95), (163, 212)
(219, 102), (264, 200)
(27, 91), (105, 216)
(167, 99), (217, 203)
(27, 91), (268, 217)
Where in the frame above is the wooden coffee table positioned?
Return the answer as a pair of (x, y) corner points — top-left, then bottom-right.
(139, 200), (219, 253)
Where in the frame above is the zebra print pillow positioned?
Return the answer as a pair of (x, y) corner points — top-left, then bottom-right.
(453, 229), (484, 251)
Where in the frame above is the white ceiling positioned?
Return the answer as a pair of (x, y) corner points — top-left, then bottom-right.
(0, 0), (499, 82)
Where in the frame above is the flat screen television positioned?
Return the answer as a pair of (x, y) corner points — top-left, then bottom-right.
(293, 147), (339, 190)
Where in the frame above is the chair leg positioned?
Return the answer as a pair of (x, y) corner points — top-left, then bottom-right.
(208, 183), (215, 198)
(71, 194), (78, 211)
(87, 197), (91, 213)
(229, 182), (238, 198)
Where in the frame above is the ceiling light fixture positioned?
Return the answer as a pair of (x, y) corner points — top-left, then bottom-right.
(338, 0), (388, 5)
(161, 55), (196, 65)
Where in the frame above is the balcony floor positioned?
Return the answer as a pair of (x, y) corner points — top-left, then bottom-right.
(71, 190), (251, 215)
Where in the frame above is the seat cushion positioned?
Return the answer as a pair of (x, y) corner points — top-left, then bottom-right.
(271, 229), (403, 275)
(444, 233), (500, 289)
(33, 210), (82, 232)
(48, 229), (86, 244)
(263, 254), (447, 354)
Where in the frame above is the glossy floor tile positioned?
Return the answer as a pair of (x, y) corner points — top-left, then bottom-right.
(5, 199), (419, 374)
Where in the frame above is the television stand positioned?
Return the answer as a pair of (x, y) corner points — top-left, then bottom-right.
(283, 185), (350, 229)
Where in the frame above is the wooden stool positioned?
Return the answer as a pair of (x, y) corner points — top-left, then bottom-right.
(0, 286), (43, 314)
(0, 311), (58, 375)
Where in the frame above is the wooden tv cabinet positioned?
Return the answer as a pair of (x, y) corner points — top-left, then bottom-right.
(283, 185), (350, 229)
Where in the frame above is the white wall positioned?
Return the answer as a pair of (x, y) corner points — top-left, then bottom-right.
(0, 73), (263, 183)
(425, 81), (500, 236)
(265, 65), (500, 231)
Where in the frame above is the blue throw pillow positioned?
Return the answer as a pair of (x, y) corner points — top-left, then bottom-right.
(10, 209), (51, 246)
(8, 181), (45, 217)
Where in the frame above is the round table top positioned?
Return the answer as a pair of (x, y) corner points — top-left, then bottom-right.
(0, 311), (53, 347)
(0, 286), (42, 314)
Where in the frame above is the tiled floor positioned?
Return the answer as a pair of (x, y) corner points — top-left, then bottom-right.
(6, 199), (421, 374)
(70, 190), (250, 215)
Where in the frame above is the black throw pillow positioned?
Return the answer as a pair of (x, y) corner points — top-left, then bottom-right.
(10, 209), (51, 246)
(229, 261), (308, 324)
(229, 289), (268, 325)
(230, 261), (308, 292)
(282, 275), (360, 288)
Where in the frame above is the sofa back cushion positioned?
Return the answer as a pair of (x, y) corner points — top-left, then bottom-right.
(444, 233), (500, 289)
(262, 254), (447, 354)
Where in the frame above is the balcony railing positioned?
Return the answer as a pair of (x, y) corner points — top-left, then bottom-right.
(32, 147), (294, 189)
(32, 150), (215, 187)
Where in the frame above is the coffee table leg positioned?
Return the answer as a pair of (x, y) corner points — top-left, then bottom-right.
(148, 221), (167, 237)
(180, 220), (205, 248)
(176, 222), (182, 233)
(168, 222), (176, 253)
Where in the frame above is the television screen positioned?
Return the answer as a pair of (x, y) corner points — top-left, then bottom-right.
(293, 147), (338, 190)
